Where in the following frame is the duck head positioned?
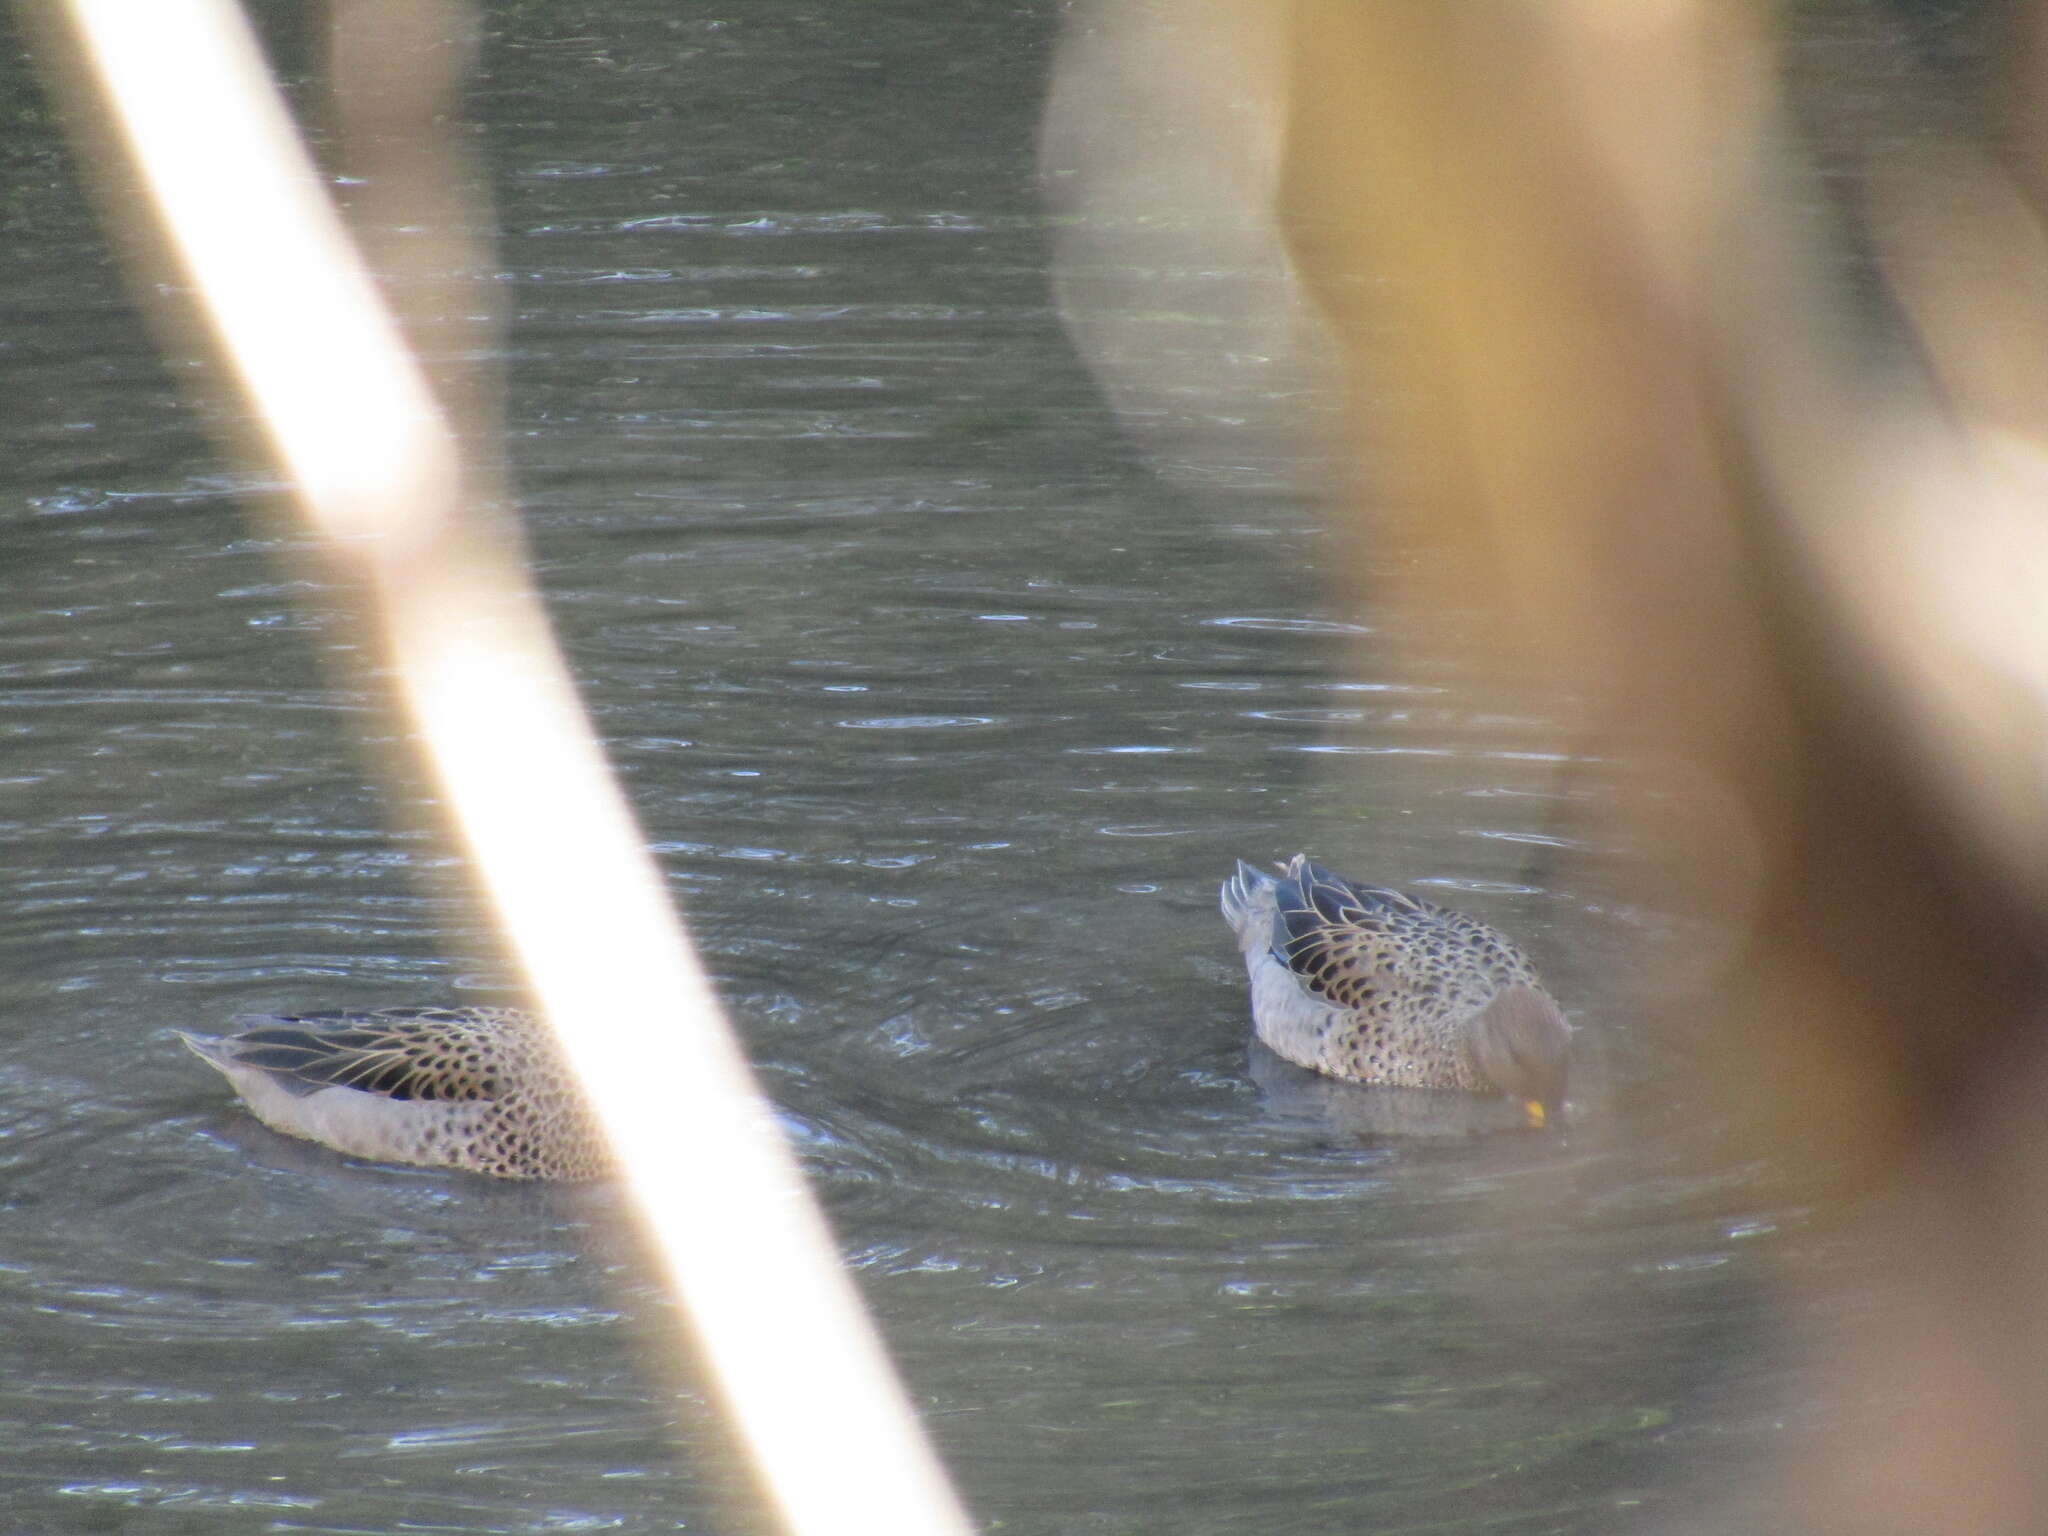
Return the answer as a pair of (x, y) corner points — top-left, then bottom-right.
(1467, 984), (1572, 1128)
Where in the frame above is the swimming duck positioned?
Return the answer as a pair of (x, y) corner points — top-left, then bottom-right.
(1220, 855), (1570, 1126)
(178, 1007), (607, 1179)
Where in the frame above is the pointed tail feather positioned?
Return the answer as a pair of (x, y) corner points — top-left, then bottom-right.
(174, 1030), (235, 1073)
(1220, 857), (1287, 953)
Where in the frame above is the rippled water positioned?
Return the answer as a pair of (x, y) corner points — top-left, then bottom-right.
(0, 3), (1859, 1532)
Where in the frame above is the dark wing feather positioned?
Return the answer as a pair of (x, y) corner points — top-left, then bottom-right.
(222, 1011), (499, 1102)
(1298, 860), (1429, 925)
(1271, 859), (1447, 1010)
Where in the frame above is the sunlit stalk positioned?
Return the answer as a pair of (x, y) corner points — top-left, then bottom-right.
(35, 2), (975, 1532)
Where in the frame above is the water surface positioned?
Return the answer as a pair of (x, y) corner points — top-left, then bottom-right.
(0, 3), (1860, 1531)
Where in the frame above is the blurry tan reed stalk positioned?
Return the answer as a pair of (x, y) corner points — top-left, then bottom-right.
(28, 2), (973, 1533)
(1050, 0), (2048, 1527)
(1272, 3), (2048, 1531)
(1039, 0), (1333, 488)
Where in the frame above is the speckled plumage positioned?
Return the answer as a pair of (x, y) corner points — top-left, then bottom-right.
(178, 1007), (609, 1180)
(1220, 855), (1570, 1116)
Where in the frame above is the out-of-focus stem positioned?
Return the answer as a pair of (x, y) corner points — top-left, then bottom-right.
(30, 2), (974, 1533)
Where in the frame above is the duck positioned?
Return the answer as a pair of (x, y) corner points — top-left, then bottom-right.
(177, 1007), (607, 1179)
(1220, 855), (1570, 1126)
